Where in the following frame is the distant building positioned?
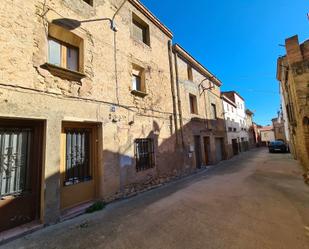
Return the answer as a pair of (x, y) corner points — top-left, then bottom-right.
(245, 109), (257, 148)
(222, 91), (249, 158)
(259, 126), (275, 146)
(277, 35), (309, 184)
(272, 115), (287, 143)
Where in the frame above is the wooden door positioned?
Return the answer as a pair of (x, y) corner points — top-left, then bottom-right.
(215, 138), (224, 162)
(194, 136), (202, 169)
(60, 123), (97, 210)
(232, 139), (239, 155)
(0, 120), (43, 232)
(203, 137), (210, 165)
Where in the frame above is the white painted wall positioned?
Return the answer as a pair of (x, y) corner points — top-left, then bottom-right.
(223, 94), (249, 145)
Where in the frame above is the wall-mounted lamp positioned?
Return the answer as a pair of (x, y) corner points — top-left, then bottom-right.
(198, 78), (215, 95)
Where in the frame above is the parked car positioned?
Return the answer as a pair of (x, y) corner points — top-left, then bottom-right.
(268, 141), (288, 153)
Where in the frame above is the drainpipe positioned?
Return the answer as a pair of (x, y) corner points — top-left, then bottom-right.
(174, 52), (185, 149)
(168, 40), (179, 146)
(111, 0), (128, 105)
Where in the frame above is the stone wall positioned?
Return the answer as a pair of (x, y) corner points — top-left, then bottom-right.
(0, 0), (188, 225)
(278, 35), (309, 184)
(173, 52), (227, 165)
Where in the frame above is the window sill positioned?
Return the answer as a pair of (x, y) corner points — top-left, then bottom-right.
(131, 37), (151, 50)
(42, 63), (86, 82)
(131, 90), (148, 98)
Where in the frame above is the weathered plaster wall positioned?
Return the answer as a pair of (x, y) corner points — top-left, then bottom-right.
(0, 0), (179, 224)
(279, 36), (309, 183)
(174, 55), (226, 165)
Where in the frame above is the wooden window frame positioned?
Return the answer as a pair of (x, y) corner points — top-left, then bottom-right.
(211, 103), (217, 120)
(48, 37), (80, 72)
(187, 65), (193, 81)
(131, 64), (147, 97)
(189, 94), (198, 115)
(43, 23), (86, 82)
(132, 13), (150, 46)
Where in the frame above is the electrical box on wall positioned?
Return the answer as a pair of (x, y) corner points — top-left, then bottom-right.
(189, 145), (194, 152)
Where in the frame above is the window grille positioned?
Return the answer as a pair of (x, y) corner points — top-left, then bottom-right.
(135, 139), (154, 172)
(0, 128), (32, 197)
(65, 129), (91, 186)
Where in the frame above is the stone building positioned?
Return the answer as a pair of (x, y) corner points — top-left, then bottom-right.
(222, 91), (249, 158)
(245, 109), (256, 148)
(0, 0), (227, 236)
(259, 126), (275, 146)
(271, 116), (287, 143)
(172, 44), (227, 167)
(277, 35), (309, 184)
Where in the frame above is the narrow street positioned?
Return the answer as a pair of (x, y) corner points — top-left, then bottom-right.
(2, 148), (309, 249)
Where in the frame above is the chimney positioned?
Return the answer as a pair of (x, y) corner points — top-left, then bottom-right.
(285, 35), (303, 64)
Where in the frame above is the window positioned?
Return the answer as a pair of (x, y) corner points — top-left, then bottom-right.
(135, 139), (154, 172)
(0, 128), (32, 197)
(228, 127), (233, 132)
(227, 104), (229, 111)
(48, 37), (79, 72)
(233, 128), (237, 132)
(83, 0), (93, 6)
(211, 104), (217, 119)
(187, 65), (193, 81)
(131, 65), (146, 96)
(44, 23), (85, 81)
(286, 103), (296, 124)
(64, 128), (92, 186)
(189, 94), (198, 114)
(132, 13), (150, 46)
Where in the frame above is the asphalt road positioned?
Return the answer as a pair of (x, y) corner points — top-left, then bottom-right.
(2, 148), (309, 249)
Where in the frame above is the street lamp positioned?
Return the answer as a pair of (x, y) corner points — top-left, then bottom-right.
(52, 17), (118, 32)
(51, 0), (128, 32)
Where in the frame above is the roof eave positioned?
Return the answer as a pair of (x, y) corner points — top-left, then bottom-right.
(129, 0), (173, 39)
(173, 44), (222, 87)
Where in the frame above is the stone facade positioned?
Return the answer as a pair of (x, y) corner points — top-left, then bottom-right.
(277, 35), (309, 184)
(245, 109), (256, 148)
(0, 0), (229, 233)
(172, 44), (227, 167)
(272, 117), (287, 143)
(259, 126), (275, 146)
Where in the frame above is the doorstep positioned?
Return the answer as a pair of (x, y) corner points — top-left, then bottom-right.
(0, 221), (43, 245)
(61, 201), (95, 222)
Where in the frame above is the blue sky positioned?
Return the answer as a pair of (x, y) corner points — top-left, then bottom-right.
(142, 0), (309, 125)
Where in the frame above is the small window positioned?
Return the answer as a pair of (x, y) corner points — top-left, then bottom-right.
(131, 65), (146, 94)
(48, 37), (79, 72)
(211, 103), (217, 119)
(187, 65), (193, 81)
(189, 94), (198, 114)
(135, 139), (154, 172)
(233, 128), (237, 132)
(132, 74), (142, 91)
(83, 0), (93, 6)
(228, 127), (233, 132)
(132, 13), (150, 46)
